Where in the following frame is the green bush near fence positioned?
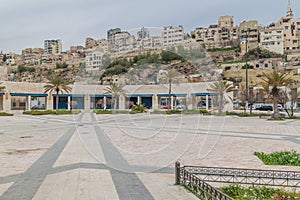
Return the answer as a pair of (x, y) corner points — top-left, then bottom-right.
(222, 184), (300, 200)
(254, 150), (300, 166)
(93, 109), (113, 114)
(23, 110), (81, 115)
(0, 112), (13, 116)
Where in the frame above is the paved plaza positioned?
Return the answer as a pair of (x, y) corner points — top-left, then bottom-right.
(0, 112), (299, 199)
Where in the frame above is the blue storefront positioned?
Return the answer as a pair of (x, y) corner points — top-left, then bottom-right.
(10, 93), (48, 110)
(90, 94), (113, 109)
(127, 94), (153, 109)
(191, 93), (218, 109)
(53, 94), (85, 110)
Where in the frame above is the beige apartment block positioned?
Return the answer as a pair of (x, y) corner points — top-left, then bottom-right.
(85, 37), (98, 49)
(113, 32), (136, 53)
(218, 16), (234, 28)
(70, 45), (85, 54)
(162, 26), (184, 47)
(193, 25), (219, 49)
(193, 16), (238, 49)
(239, 20), (259, 54)
(260, 27), (284, 54)
(277, 4), (300, 60)
(85, 50), (103, 71)
(218, 16), (239, 48)
(44, 39), (62, 54)
(21, 48), (44, 66)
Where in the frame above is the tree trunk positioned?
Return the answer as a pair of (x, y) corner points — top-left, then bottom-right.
(168, 79), (172, 110)
(273, 98), (279, 119)
(56, 92), (59, 114)
(113, 97), (117, 114)
(218, 93), (223, 114)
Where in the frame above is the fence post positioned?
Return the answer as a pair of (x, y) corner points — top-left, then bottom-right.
(175, 161), (180, 185)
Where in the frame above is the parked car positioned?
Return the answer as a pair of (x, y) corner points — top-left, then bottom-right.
(197, 102), (211, 109)
(175, 105), (186, 110)
(255, 105), (273, 111)
(160, 105), (171, 109)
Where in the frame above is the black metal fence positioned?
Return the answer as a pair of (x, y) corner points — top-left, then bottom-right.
(176, 162), (233, 200)
(175, 162), (300, 200)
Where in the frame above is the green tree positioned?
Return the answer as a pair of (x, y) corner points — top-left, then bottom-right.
(0, 82), (5, 92)
(44, 77), (72, 113)
(56, 62), (68, 69)
(261, 71), (292, 119)
(17, 65), (26, 73)
(104, 83), (125, 113)
(289, 87), (300, 117)
(209, 80), (234, 114)
(2, 54), (7, 62)
(102, 53), (111, 68)
(160, 51), (183, 63)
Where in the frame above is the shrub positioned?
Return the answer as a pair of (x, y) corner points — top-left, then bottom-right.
(23, 110), (80, 115)
(199, 109), (209, 114)
(93, 110), (113, 114)
(166, 109), (182, 115)
(131, 104), (147, 113)
(0, 112), (13, 116)
(222, 185), (281, 200)
(254, 150), (300, 166)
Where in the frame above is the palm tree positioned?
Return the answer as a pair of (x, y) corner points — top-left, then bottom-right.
(209, 80), (234, 114)
(289, 87), (300, 117)
(261, 71), (292, 119)
(104, 82), (125, 113)
(44, 77), (72, 113)
(0, 82), (5, 92)
(163, 69), (178, 110)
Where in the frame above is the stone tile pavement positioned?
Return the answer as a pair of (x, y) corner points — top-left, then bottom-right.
(0, 112), (299, 199)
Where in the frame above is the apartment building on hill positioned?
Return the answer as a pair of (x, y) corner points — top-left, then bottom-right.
(162, 25), (184, 47)
(44, 39), (62, 54)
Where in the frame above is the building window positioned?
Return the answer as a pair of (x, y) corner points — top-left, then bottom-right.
(31, 97), (46, 110)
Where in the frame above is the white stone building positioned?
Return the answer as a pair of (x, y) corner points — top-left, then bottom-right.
(85, 51), (103, 70)
(260, 27), (284, 54)
(44, 39), (62, 54)
(162, 26), (184, 47)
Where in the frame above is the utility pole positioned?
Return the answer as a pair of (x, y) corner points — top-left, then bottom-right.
(245, 29), (249, 107)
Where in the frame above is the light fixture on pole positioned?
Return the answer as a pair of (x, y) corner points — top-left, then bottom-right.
(245, 28), (250, 109)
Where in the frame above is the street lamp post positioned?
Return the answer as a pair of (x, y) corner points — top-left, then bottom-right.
(245, 28), (249, 110)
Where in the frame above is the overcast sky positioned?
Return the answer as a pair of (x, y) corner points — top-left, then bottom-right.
(0, 0), (299, 54)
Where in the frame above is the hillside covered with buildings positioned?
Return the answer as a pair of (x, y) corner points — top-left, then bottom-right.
(0, 4), (299, 86)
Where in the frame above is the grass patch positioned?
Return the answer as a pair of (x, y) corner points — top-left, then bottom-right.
(254, 150), (300, 166)
(151, 110), (167, 114)
(221, 60), (247, 64)
(0, 112), (13, 116)
(225, 111), (271, 118)
(288, 116), (300, 120)
(166, 110), (182, 115)
(93, 109), (113, 114)
(267, 117), (285, 121)
(207, 46), (240, 52)
(23, 110), (81, 115)
(221, 184), (300, 200)
(151, 109), (211, 115)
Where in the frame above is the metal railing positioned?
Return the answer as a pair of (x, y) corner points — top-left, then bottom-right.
(183, 165), (300, 188)
(175, 162), (300, 200)
(175, 162), (233, 200)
